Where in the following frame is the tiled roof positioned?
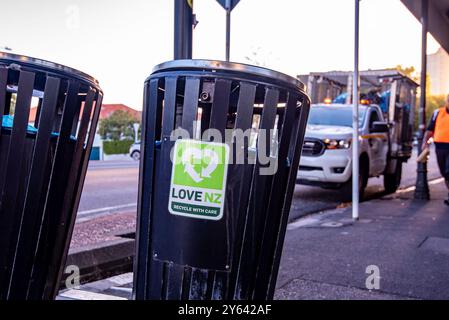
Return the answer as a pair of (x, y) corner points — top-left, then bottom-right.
(99, 104), (141, 120)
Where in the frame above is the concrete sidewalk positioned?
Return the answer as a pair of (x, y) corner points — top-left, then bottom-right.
(61, 178), (449, 300)
(275, 178), (449, 300)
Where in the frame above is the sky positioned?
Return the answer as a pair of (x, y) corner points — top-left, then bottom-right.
(0, 0), (441, 110)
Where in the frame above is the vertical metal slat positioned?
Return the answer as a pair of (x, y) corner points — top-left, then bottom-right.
(226, 82), (256, 299)
(208, 79), (232, 139)
(162, 77), (177, 138)
(189, 269), (209, 300)
(0, 70), (35, 298)
(235, 87), (279, 299)
(166, 264), (184, 300)
(44, 88), (96, 298)
(133, 79), (161, 299)
(27, 80), (81, 299)
(0, 67), (8, 139)
(7, 77), (61, 299)
(253, 92), (298, 298)
(266, 101), (310, 298)
(181, 77), (200, 137)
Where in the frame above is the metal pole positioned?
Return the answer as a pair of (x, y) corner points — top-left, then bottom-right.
(414, 0), (430, 200)
(352, 0), (360, 220)
(174, 0), (193, 60)
(225, 0), (231, 61)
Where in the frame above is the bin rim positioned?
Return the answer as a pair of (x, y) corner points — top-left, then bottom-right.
(151, 59), (306, 91)
(0, 51), (99, 87)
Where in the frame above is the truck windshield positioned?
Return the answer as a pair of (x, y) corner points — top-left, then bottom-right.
(307, 106), (366, 127)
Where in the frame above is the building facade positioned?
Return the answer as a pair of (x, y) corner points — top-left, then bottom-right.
(428, 47), (449, 95)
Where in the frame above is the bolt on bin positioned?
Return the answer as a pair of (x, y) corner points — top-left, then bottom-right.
(133, 60), (310, 300)
(0, 52), (103, 300)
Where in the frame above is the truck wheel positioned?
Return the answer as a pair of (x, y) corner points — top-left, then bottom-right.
(341, 158), (369, 202)
(384, 161), (402, 194)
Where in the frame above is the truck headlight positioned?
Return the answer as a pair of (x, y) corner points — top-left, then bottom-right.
(323, 138), (351, 150)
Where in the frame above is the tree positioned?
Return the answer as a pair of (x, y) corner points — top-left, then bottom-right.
(98, 110), (140, 141)
(426, 94), (446, 118)
(394, 65), (417, 80)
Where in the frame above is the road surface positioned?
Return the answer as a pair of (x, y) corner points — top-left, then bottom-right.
(289, 146), (440, 220)
(77, 161), (139, 220)
(77, 147), (440, 221)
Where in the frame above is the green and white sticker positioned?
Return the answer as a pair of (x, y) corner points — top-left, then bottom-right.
(169, 139), (229, 220)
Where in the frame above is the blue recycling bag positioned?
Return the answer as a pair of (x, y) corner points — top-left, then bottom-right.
(1, 115), (38, 133)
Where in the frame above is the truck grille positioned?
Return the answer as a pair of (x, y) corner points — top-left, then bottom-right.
(302, 138), (325, 157)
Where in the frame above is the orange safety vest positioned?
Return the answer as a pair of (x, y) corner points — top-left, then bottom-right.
(434, 107), (449, 143)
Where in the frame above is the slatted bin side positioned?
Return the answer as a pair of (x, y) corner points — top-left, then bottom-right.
(0, 56), (103, 300)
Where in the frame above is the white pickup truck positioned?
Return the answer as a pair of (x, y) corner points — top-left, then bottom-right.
(297, 103), (395, 200)
(297, 70), (418, 200)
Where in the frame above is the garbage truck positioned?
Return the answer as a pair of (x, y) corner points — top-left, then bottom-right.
(296, 70), (419, 199)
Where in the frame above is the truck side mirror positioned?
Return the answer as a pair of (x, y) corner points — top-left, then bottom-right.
(371, 121), (389, 133)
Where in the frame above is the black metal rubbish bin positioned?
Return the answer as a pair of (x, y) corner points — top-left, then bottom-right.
(134, 60), (310, 300)
(0, 52), (103, 300)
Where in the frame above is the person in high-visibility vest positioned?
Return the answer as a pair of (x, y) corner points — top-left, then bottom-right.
(423, 94), (449, 205)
